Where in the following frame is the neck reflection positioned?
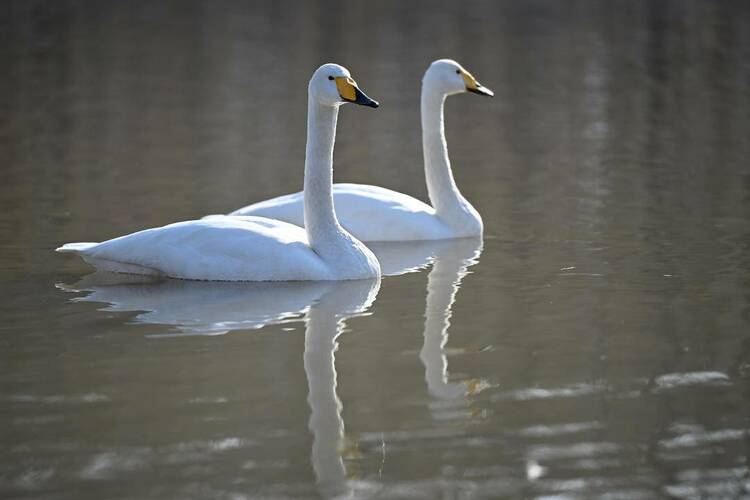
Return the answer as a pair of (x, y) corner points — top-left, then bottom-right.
(369, 238), (485, 403)
(420, 238), (484, 400)
(59, 273), (381, 497)
(302, 279), (379, 497)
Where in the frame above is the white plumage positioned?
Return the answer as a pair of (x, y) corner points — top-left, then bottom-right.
(57, 64), (381, 281)
(243, 183), (455, 242)
(58, 217), (332, 281)
(228, 59), (493, 241)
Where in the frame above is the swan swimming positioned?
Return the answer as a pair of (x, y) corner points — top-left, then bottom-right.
(57, 64), (381, 281)
(228, 59), (493, 241)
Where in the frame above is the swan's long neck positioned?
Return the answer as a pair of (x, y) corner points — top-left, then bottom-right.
(304, 99), (345, 249)
(421, 84), (467, 218)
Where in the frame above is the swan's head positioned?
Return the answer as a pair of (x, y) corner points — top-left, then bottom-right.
(424, 59), (494, 97)
(309, 63), (379, 108)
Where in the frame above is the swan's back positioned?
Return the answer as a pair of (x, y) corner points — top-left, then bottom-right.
(231, 183), (452, 242)
(58, 216), (331, 281)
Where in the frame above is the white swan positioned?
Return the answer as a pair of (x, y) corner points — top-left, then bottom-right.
(228, 59), (493, 241)
(56, 64), (381, 281)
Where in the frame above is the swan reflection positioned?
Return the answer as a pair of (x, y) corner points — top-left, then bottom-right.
(303, 279), (381, 497)
(58, 273), (379, 496)
(58, 273), (379, 336)
(371, 238), (485, 401)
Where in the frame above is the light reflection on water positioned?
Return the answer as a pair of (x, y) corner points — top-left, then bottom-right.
(53, 239), (484, 497)
(11, 235), (750, 498)
(2, 0), (750, 498)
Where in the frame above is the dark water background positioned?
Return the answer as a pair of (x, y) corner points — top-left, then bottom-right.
(2, 1), (750, 498)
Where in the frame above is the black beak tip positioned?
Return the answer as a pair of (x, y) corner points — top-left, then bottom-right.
(352, 87), (380, 109)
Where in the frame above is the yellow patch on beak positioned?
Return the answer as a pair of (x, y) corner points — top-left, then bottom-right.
(460, 69), (494, 96)
(335, 76), (358, 102)
(460, 69), (480, 91)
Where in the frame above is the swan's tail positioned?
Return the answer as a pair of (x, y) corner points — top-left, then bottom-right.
(56, 242), (98, 254)
(56, 242), (161, 276)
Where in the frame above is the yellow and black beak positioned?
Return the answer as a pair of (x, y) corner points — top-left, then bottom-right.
(460, 69), (494, 97)
(335, 76), (379, 108)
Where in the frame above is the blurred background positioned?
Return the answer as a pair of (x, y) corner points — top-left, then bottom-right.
(1, 1), (750, 498)
(2, 0), (747, 253)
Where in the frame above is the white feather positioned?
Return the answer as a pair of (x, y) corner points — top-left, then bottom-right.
(57, 64), (381, 282)
(228, 59), (488, 241)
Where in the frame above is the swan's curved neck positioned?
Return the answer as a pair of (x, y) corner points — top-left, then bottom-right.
(421, 85), (467, 217)
(304, 99), (345, 249)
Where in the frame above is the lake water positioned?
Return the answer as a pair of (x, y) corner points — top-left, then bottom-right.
(2, 1), (750, 498)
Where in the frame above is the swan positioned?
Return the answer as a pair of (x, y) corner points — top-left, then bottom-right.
(227, 59), (493, 241)
(56, 64), (382, 281)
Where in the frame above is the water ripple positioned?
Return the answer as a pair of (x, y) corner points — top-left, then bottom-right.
(653, 371), (731, 391)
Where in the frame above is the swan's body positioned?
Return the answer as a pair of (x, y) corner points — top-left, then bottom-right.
(244, 183), (455, 242)
(58, 216), (363, 281)
(57, 64), (381, 281)
(228, 59), (492, 242)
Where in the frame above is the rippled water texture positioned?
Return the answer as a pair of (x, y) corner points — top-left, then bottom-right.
(2, 1), (750, 498)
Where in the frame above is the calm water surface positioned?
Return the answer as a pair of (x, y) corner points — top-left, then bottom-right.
(2, 1), (750, 498)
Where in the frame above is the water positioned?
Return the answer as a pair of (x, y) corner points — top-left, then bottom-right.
(2, 1), (750, 498)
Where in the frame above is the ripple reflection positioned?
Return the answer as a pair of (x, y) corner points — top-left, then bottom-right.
(58, 273), (381, 496)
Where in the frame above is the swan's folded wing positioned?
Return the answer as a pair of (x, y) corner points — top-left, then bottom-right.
(59, 216), (331, 281)
(227, 183), (449, 242)
(331, 184), (449, 241)
(229, 190), (306, 226)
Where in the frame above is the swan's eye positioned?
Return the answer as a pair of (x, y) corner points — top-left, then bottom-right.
(456, 69), (460, 74)
(328, 76), (334, 80)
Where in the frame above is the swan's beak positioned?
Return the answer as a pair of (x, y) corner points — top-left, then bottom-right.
(461, 69), (494, 97)
(336, 76), (380, 108)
